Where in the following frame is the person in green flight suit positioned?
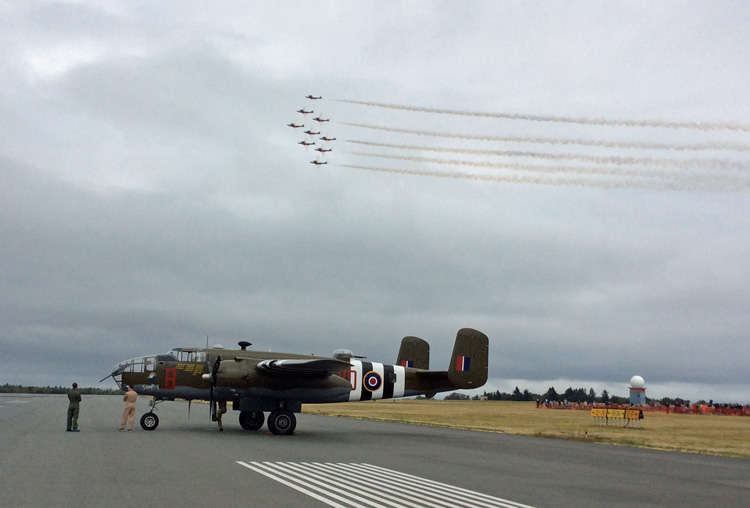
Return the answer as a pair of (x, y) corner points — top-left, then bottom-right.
(67, 382), (81, 432)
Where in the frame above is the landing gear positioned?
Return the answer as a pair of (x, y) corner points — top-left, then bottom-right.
(267, 408), (296, 435)
(239, 411), (265, 430)
(140, 412), (159, 430)
(140, 397), (163, 430)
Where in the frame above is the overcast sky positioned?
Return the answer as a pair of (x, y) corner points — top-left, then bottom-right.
(3, 1), (749, 403)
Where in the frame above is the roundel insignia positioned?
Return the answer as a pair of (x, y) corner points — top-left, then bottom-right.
(363, 371), (382, 392)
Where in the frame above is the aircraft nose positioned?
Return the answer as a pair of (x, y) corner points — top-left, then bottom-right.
(110, 364), (125, 389)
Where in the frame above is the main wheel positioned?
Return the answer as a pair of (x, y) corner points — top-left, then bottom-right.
(267, 409), (296, 435)
(239, 411), (265, 431)
(140, 412), (159, 431)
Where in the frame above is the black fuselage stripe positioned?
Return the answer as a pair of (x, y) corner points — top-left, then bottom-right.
(383, 364), (394, 399)
(360, 362), (373, 400)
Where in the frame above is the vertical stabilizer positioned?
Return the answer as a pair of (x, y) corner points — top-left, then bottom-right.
(447, 328), (488, 389)
(397, 336), (430, 370)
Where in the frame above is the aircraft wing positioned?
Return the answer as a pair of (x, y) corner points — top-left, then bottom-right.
(254, 358), (352, 376)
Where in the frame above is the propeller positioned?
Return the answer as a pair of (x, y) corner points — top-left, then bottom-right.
(209, 355), (221, 422)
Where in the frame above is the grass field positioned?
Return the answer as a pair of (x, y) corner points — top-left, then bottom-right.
(303, 400), (750, 459)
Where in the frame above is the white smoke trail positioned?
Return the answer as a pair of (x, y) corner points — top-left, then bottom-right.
(344, 140), (750, 172)
(339, 100), (750, 133)
(336, 164), (749, 193)
(337, 164), (637, 190)
(342, 123), (750, 153)
(348, 152), (750, 186)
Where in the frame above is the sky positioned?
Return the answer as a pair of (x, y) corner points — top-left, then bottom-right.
(2, 1), (749, 403)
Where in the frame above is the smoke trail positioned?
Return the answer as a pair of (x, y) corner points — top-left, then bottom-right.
(342, 123), (750, 153)
(348, 151), (736, 182)
(345, 140), (750, 172)
(337, 164), (638, 190)
(336, 164), (749, 193)
(339, 99), (750, 133)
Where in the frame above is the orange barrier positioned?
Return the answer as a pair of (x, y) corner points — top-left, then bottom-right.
(542, 402), (750, 417)
(591, 407), (643, 427)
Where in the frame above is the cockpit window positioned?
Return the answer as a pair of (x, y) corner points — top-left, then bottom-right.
(166, 348), (206, 363)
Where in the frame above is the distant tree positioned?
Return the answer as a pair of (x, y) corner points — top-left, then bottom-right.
(587, 388), (597, 403)
(444, 392), (470, 400)
(511, 386), (523, 401)
(599, 389), (610, 404)
(544, 386), (558, 402)
(522, 389), (532, 401)
(563, 387), (574, 402)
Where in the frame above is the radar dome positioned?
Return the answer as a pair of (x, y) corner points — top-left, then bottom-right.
(629, 375), (645, 388)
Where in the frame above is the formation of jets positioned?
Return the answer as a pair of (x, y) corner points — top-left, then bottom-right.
(288, 94), (335, 166)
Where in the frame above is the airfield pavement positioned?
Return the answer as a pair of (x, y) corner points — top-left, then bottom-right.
(1, 393), (749, 508)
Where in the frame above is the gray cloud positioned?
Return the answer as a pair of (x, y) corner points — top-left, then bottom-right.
(2, 1), (750, 404)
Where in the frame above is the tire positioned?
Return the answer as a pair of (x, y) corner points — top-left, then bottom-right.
(268, 409), (296, 435)
(140, 412), (159, 431)
(239, 411), (265, 431)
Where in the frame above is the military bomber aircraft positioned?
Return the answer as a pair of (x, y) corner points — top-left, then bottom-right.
(102, 328), (488, 435)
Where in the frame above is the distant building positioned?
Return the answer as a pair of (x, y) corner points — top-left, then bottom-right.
(629, 375), (646, 405)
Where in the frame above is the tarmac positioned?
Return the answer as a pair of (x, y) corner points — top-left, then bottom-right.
(2, 393), (749, 507)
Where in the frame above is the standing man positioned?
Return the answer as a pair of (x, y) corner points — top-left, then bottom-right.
(119, 385), (137, 432)
(67, 382), (81, 432)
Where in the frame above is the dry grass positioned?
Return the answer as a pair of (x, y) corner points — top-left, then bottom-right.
(303, 400), (750, 459)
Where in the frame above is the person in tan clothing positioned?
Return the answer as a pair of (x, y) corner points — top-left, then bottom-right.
(119, 385), (137, 431)
(216, 400), (227, 431)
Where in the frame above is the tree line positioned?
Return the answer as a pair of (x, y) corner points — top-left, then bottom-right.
(445, 386), (697, 406)
(1, 384), (123, 395)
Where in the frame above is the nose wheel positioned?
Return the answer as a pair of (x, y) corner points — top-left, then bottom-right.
(140, 412), (159, 430)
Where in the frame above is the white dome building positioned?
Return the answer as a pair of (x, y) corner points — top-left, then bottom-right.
(629, 375), (646, 405)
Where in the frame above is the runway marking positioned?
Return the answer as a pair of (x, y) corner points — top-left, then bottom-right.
(236, 461), (536, 508)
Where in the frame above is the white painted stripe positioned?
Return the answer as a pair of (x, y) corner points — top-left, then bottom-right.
(393, 364), (405, 398)
(236, 462), (537, 508)
(348, 360), (362, 401)
(318, 462), (459, 508)
(363, 462), (536, 508)
(236, 461), (354, 508)
(344, 462), (508, 508)
(288, 463), (417, 508)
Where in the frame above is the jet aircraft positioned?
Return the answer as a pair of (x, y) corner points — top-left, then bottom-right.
(287, 123), (305, 128)
(101, 328), (488, 435)
(315, 147), (332, 153)
(297, 109), (314, 114)
(304, 129), (321, 136)
(313, 116), (330, 123)
(298, 140), (316, 146)
(305, 95), (322, 100)
(310, 159), (328, 165)
(320, 136), (337, 142)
